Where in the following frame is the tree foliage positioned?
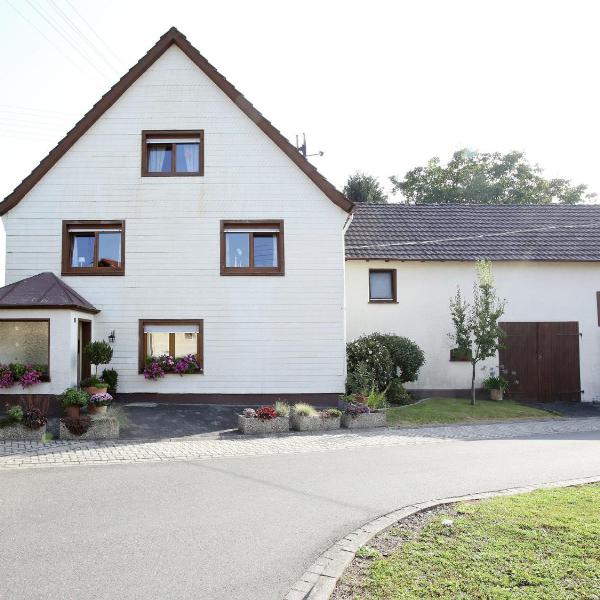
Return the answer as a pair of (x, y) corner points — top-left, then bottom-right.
(449, 261), (506, 405)
(391, 149), (595, 205)
(343, 171), (388, 204)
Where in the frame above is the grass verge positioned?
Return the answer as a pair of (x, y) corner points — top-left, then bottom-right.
(335, 484), (600, 599)
(386, 397), (559, 426)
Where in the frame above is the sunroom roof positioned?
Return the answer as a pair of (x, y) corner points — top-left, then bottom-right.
(0, 272), (99, 314)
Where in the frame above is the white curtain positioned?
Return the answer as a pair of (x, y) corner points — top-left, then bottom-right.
(148, 146), (167, 172)
(183, 144), (199, 172)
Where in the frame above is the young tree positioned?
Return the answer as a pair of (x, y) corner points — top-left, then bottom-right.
(449, 261), (506, 405)
(390, 149), (595, 205)
(343, 171), (388, 204)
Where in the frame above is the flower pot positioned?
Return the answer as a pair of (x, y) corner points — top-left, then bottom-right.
(290, 414), (341, 431)
(341, 411), (386, 429)
(85, 385), (108, 395)
(88, 404), (108, 415)
(65, 405), (81, 419)
(238, 415), (289, 435)
(490, 388), (503, 401)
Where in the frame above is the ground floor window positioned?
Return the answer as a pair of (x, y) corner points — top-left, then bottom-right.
(0, 319), (50, 377)
(139, 320), (203, 375)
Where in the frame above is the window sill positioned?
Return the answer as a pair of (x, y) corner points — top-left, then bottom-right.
(369, 299), (398, 304)
(221, 269), (284, 277)
(141, 172), (203, 177)
(62, 270), (124, 277)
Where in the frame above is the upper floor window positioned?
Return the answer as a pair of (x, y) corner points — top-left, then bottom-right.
(369, 269), (397, 303)
(220, 220), (284, 276)
(62, 221), (125, 276)
(141, 130), (204, 176)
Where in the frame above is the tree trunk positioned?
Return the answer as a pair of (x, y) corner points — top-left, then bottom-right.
(470, 361), (476, 406)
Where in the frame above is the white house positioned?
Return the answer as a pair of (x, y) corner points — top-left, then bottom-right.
(346, 203), (600, 403)
(0, 28), (353, 409)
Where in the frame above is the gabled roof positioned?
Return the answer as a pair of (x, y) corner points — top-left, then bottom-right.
(0, 272), (99, 314)
(0, 27), (353, 216)
(346, 203), (600, 261)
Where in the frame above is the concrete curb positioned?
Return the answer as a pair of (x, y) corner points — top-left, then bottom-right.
(284, 475), (600, 600)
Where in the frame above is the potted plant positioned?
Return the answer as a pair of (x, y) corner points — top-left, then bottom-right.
(238, 405), (290, 435)
(59, 387), (90, 418)
(0, 404), (47, 441)
(101, 368), (118, 396)
(483, 375), (508, 401)
(290, 403), (342, 431)
(340, 402), (386, 429)
(88, 392), (113, 415)
(83, 340), (113, 393)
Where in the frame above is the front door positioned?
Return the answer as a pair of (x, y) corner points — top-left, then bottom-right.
(77, 320), (92, 385)
(499, 321), (581, 402)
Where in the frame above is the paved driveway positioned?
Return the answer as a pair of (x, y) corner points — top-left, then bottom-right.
(2, 422), (600, 599)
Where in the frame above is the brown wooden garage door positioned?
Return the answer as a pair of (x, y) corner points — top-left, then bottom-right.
(498, 322), (581, 402)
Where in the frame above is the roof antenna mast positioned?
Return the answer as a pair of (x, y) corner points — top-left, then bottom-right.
(296, 133), (324, 159)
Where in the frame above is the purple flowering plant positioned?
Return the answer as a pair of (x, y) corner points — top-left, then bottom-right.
(144, 354), (201, 380)
(0, 363), (43, 389)
(0, 365), (14, 389)
(89, 392), (113, 406)
(343, 403), (370, 418)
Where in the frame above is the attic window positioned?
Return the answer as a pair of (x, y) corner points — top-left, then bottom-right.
(142, 130), (204, 176)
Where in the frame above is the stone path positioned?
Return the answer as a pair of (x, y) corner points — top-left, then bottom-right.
(2, 417), (600, 470)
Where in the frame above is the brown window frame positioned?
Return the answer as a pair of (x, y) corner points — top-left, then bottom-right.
(220, 220), (285, 276)
(141, 130), (204, 177)
(0, 318), (51, 381)
(62, 220), (125, 276)
(138, 319), (204, 374)
(368, 269), (397, 303)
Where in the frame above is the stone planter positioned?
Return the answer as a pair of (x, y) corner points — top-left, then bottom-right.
(238, 415), (289, 435)
(341, 411), (387, 429)
(60, 416), (119, 440)
(290, 414), (341, 432)
(0, 423), (46, 441)
(490, 389), (503, 401)
(88, 404), (108, 416)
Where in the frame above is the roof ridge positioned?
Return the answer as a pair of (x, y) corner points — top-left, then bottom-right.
(0, 28), (352, 215)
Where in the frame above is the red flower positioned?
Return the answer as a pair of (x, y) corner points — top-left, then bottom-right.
(255, 406), (277, 420)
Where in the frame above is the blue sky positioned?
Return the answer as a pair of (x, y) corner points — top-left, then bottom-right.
(0, 0), (598, 203)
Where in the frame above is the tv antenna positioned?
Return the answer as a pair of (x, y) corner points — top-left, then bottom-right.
(296, 133), (324, 159)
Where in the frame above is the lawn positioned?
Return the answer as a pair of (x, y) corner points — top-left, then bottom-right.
(386, 397), (558, 426)
(342, 484), (600, 599)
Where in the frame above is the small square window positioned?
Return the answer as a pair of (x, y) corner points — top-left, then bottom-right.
(62, 221), (125, 276)
(221, 221), (284, 276)
(142, 131), (204, 176)
(369, 269), (397, 302)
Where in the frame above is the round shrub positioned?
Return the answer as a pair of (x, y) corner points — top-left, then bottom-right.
(84, 341), (113, 374)
(386, 378), (413, 405)
(346, 336), (394, 392)
(59, 388), (90, 408)
(370, 333), (425, 383)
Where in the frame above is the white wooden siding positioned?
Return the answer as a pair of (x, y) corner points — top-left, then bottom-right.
(2, 45), (347, 395)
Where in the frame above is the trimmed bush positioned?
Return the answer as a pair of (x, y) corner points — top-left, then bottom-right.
(370, 333), (425, 383)
(102, 369), (118, 393)
(84, 340), (113, 376)
(386, 378), (413, 405)
(346, 336), (394, 392)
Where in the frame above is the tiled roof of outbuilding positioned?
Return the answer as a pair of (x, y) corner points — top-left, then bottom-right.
(345, 203), (600, 261)
(0, 272), (99, 314)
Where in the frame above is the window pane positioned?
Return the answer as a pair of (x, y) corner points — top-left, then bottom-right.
(71, 234), (95, 268)
(370, 272), (393, 300)
(146, 332), (170, 357)
(98, 232), (122, 268)
(226, 233), (250, 267)
(253, 234), (277, 268)
(0, 322), (49, 369)
(174, 332), (198, 357)
(147, 145), (172, 172)
(175, 143), (200, 173)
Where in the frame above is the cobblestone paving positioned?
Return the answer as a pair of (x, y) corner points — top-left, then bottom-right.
(1, 417), (599, 470)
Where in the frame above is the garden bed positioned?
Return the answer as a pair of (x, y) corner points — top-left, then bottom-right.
(333, 484), (600, 599)
(59, 416), (119, 440)
(0, 423), (46, 441)
(341, 411), (386, 429)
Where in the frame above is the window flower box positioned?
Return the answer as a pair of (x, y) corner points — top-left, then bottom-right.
(341, 410), (386, 429)
(0, 423), (46, 441)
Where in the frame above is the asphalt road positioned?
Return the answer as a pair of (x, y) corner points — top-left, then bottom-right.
(2, 430), (600, 600)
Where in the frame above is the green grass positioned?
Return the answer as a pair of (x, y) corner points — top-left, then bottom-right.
(386, 397), (558, 426)
(355, 484), (600, 599)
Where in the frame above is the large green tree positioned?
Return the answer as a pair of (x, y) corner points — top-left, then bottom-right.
(343, 171), (388, 204)
(390, 149), (595, 204)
